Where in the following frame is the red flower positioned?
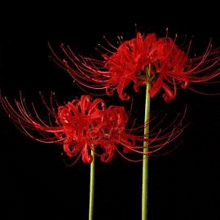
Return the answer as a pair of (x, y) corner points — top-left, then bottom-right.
(49, 32), (220, 102)
(1, 93), (184, 164)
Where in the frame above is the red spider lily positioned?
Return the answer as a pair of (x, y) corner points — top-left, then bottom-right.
(1, 93), (184, 164)
(49, 32), (220, 102)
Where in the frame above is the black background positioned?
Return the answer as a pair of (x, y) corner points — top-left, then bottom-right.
(0, 7), (220, 220)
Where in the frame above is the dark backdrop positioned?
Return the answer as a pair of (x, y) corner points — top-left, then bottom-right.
(0, 13), (220, 220)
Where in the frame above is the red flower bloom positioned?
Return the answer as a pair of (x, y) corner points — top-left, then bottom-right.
(49, 32), (220, 102)
(1, 93), (184, 164)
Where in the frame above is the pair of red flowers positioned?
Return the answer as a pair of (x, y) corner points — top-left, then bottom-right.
(2, 32), (220, 164)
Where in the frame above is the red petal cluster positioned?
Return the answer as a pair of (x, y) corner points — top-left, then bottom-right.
(50, 32), (220, 102)
(1, 93), (184, 164)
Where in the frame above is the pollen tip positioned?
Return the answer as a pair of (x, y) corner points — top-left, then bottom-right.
(63, 59), (68, 64)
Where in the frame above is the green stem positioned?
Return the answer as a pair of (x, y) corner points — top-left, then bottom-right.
(142, 66), (151, 220)
(89, 149), (95, 220)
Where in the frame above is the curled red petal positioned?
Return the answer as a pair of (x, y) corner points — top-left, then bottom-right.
(1, 91), (185, 164)
(50, 32), (220, 101)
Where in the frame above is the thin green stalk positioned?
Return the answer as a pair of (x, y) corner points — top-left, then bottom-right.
(142, 66), (151, 220)
(89, 149), (95, 220)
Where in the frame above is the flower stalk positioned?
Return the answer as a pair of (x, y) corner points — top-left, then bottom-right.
(142, 65), (151, 220)
(89, 149), (95, 220)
